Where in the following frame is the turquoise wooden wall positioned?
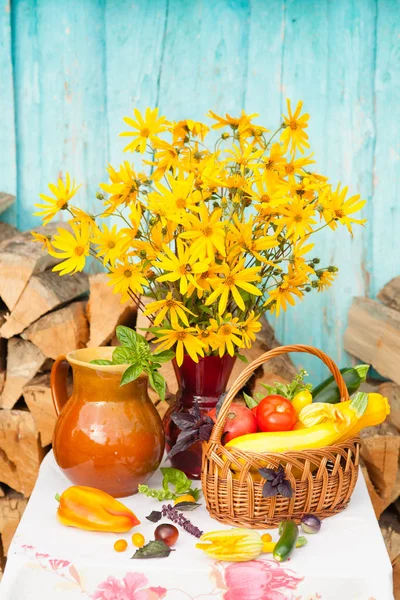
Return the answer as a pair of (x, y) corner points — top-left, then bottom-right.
(0, 0), (399, 380)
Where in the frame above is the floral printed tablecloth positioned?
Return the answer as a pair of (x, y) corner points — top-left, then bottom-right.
(1, 452), (393, 600)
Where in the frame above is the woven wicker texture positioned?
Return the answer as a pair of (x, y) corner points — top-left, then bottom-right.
(202, 345), (360, 528)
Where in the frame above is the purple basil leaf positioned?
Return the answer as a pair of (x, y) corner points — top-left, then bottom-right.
(199, 423), (213, 441)
(170, 412), (197, 430)
(166, 431), (199, 459)
(189, 402), (201, 421)
(258, 468), (276, 481)
(262, 481), (279, 497)
(221, 431), (229, 444)
(146, 511), (162, 523)
(277, 481), (293, 498)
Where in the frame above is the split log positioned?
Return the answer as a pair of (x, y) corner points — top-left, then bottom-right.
(0, 308), (7, 395)
(22, 300), (89, 360)
(379, 382), (400, 432)
(380, 509), (400, 600)
(0, 271), (88, 339)
(378, 277), (400, 312)
(360, 460), (384, 518)
(0, 223), (61, 312)
(0, 491), (28, 555)
(0, 222), (18, 245)
(344, 297), (400, 385)
(87, 273), (137, 347)
(0, 410), (44, 496)
(0, 339), (47, 409)
(360, 422), (400, 515)
(23, 373), (57, 447)
(0, 193), (15, 215)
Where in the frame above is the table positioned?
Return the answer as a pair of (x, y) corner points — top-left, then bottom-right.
(1, 451), (393, 600)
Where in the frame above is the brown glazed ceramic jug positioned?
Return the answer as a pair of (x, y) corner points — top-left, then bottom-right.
(51, 347), (165, 497)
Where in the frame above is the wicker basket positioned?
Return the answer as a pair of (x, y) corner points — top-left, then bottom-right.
(201, 344), (360, 528)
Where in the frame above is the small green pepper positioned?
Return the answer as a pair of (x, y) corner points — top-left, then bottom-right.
(273, 520), (299, 562)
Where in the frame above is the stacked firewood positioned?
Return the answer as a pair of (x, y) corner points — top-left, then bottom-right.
(0, 215), (297, 573)
(345, 277), (400, 597)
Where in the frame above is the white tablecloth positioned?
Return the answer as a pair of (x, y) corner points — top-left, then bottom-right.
(1, 451), (393, 600)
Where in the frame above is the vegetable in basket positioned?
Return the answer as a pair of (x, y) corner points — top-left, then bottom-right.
(311, 364), (369, 404)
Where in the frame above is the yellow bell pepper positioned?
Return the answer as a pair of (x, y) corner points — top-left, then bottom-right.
(55, 486), (140, 532)
(292, 389), (313, 414)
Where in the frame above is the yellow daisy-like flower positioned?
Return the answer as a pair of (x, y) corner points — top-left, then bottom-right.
(148, 173), (200, 224)
(317, 270), (336, 292)
(100, 162), (144, 215)
(148, 139), (180, 181)
(207, 109), (259, 131)
(321, 184), (366, 234)
(210, 315), (243, 357)
(290, 239), (315, 275)
(70, 207), (98, 232)
(107, 260), (147, 303)
(153, 239), (210, 295)
(186, 263), (221, 299)
(120, 107), (168, 153)
(31, 231), (53, 252)
(278, 155), (315, 181)
(180, 205), (226, 261)
(143, 292), (196, 328)
(170, 120), (209, 146)
(154, 326), (205, 366)
(266, 270), (308, 316)
(194, 323), (220, 352)
(34, 173), (80, 225)
(280, 99), (310, 155)
(92, 223), (128, 266)
(225, 142), (264, 170)
(227, 215), (278, 263)
(278, 197), (317, 240)
(206, 259), (262, 315)
(50, 221), (90, 276)
(240, 311), (262, 348)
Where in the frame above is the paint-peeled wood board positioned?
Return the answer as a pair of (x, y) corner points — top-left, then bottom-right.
(87, 273), (136, 347)
(378, 277), (400, 313)
(0, 193), (15, 215)
(0, 409), (44, 496)
(0, 271), (88, 338)
(379, 382), (400, 433)
(0, 338), (47, 409)
(23, 373), (56, 447)
(21, 300), (89, 360)
(0, 223), (61, 312)
(344, 297), (400, 385)
(0, 491), (28, 555)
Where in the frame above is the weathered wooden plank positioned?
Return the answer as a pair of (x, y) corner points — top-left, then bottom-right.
(13, 0), (108, 231)
(344, 296), (400, 384)
(273, 0), (376, 382)
(0, 0), (17, 226)
(378, 277), (400, 312)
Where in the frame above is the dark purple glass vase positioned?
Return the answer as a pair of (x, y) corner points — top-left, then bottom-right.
(163, 354), (236, 480)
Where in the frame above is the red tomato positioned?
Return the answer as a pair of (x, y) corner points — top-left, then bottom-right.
(256, 395), (297, 432)
(208, 403), (257, 443)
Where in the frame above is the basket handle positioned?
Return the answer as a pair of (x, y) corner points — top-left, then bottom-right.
(210, 344), (350, 444)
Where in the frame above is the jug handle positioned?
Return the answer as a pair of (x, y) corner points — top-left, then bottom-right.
(51, 355), (70, 416)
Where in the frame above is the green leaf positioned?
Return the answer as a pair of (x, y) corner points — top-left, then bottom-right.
(120, 364), (143, 386)
(160, 467), (192, 495)
(153, 350), (175, 363)
(189, 487), (201, 501)
(350, 391), (368, 418)
(296, 536), (308, 548)
(148, 369), (166, 401)
(116, 325), (145, 349)
(132, 540), (173, 559)
(236, 353), (249, 363)
(243, 391), (258, 409)
(112, 346), (136, 365)
(198, 305), (213, 315)
(89, 359), (114, 366)
(353, 364), (370, 382)
(174, 501), (201, 511)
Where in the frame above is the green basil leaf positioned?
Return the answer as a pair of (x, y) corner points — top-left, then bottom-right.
(160, 467), (191, 495)
(120, 364), (143, 386)
(243, 391), (258, 409)
(198, 305), (213, 315)
(148, 369), (166, 401)
(116, 325), (146, 349)
(153, 350), (175, 363)
(236, 353), (249, 363)
(189, 487), (201, 501)
(131, 540), (173, 559)
(89, 359), (114, 366)
(112, 346), (135, 365)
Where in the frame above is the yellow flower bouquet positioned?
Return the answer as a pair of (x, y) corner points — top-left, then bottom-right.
(33, 101), (366, 367)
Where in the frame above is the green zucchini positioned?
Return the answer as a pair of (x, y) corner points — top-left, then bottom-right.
(273, 520), (299, 562)
(312, 364), (369, 404)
